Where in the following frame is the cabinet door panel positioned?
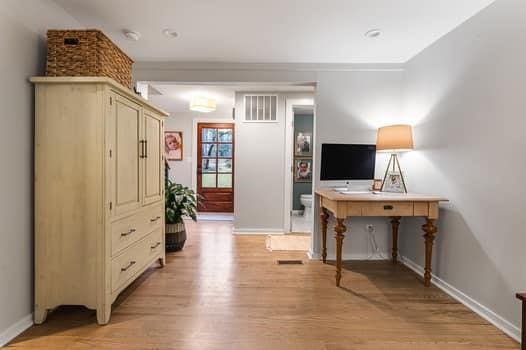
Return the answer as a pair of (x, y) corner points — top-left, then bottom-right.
(143, 111), (163, 205)
(113, 95), (142, 215)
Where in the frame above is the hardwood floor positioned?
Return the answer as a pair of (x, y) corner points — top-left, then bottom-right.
(8, 220), (518, 349)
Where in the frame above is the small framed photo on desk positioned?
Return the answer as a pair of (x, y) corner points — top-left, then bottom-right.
(382, 172), (406, 193)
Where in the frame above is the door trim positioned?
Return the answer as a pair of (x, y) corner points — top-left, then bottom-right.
(284, 99), (315, 234)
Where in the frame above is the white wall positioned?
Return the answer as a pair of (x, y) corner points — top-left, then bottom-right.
(134, 63), (405, 256)
(0, 1), (81, 345)
(233, 92), (313, 232)
(401, 0), (526, 337)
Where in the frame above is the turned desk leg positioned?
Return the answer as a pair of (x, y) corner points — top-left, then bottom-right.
(334, 218), (347, 287)
(320, 207), (329, 263)
(422, 218), (438, 287)
(390, 216), (401, 263)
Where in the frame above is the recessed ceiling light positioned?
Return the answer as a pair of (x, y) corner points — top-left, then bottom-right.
(123, 30), (141, 41)
(365, 29), (382, 38)
(162, 28), (179, 38)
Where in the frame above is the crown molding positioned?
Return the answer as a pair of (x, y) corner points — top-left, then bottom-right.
(134, 61), (405, 73)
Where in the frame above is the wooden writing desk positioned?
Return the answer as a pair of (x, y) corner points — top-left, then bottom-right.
(316, 188), (448, 287)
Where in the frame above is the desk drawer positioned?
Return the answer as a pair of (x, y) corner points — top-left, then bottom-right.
(111, 204), (163, 256)
(361, 202), (413, 216)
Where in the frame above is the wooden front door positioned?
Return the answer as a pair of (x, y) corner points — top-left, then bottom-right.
(197, 123), (234, 212)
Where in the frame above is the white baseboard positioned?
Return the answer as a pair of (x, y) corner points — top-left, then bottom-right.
(400, 256), (521, 343)
(233, 228), (285, 235)
(308, 251), (389, 261)
(0, 314), (33, 347)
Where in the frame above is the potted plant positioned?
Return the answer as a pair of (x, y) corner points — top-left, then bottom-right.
(165, 179), (198, 251)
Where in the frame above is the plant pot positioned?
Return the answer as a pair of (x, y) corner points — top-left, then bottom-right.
(165, 222), (186, 252)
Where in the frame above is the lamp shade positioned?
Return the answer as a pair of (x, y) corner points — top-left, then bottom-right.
(190, 96), (216, 113)
(376, 124), (414, 152)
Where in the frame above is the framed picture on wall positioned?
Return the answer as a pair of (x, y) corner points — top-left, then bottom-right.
(294, 158), (312, 183)
(165, 131), (183, 161)
(295, 132), (312, 157)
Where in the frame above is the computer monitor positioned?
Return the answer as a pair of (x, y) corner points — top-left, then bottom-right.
(320, 144), (376, 181)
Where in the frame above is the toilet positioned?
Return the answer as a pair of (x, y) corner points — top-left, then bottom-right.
(300, 194), (313, 219)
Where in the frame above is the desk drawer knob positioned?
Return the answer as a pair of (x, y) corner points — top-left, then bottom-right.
(383, 205), (394, 210)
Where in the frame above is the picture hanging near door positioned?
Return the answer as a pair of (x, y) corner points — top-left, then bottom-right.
(295, 132), (312, 157)
(165, 131), (183, 161)
(294, 158), (312, 182)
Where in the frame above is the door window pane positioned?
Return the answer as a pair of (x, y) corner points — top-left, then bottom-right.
(218, 129), (233, 142)
(202, 174), (216, 188)
(218, 159), (232, 172)
(202, 144), (217, 157)
(202, 128), (217, 142)
(202, 159), (216, 172)
(218, 144), (232, 158)
(218, 174), (232, 188)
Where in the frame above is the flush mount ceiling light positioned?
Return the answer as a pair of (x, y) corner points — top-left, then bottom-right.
(190, 96), (216, 113)
(162, 28), (179, 38)
(123, 30), (141, 41)
(365, 29), (382, 38)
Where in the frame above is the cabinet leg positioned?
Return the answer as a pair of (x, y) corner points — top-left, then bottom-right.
(96, 305), (111, 325)
(158, 256), (166, 267)
(320, 207), (329, 263)
(334, 218), (347, 287)
(422, 218), (438, 287)
(34, 307), (48, 324)
(390, 216), (401, 263)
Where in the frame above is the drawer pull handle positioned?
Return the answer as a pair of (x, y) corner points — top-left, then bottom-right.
(151, 242), (161, 249)
(121, 228), (136, 237)
(383, 205), (394, 210)
(150, 216), (161, 223)
(121, 261), (136, 272)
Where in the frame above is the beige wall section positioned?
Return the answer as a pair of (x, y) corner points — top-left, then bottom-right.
(0, 1), (81, 344)
(401, 0), (526, 335)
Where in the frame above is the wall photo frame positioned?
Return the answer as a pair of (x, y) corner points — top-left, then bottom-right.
(295, 132), (312, 157)
(165, 131), (183, 161)
(294, 158), (312, 183)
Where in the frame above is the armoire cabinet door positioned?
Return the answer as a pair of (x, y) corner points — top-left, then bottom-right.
(143, 111), (163, 206)
(111, 94), (143, 216)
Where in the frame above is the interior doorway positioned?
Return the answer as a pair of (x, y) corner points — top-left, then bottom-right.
(196, 122), (235, 213)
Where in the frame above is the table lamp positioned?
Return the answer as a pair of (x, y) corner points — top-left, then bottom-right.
(376, 124), (414, 193)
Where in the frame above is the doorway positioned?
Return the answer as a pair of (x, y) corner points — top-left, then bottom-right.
(196, 122), (235, 213)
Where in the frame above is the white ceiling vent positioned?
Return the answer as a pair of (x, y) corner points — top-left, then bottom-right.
(244, 95), (278, 122)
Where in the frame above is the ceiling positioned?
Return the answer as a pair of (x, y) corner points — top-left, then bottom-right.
(51, 0), (495, 63)
(148, 83), (314, 114)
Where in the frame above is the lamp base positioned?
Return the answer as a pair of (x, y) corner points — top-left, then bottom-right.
(381, 153), (408, 193)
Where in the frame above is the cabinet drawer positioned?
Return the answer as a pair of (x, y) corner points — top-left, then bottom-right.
(111, 204), (163, 256)
(111, 228), (163, 293)
(361, 202), (414, 216)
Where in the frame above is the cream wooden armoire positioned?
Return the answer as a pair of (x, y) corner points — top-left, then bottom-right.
(31, 77), (168, 325)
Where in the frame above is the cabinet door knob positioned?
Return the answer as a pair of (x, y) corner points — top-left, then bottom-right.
(121, 261), (136, 272)
(383, 205), (394, 210)
(151, 242), (161, 249)
(150, 216), (161, 222)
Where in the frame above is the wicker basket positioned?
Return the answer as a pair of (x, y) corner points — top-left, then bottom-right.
(46, 29), (133, 89)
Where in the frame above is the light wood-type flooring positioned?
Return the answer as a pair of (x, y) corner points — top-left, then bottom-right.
(7, 220), (519, 349)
